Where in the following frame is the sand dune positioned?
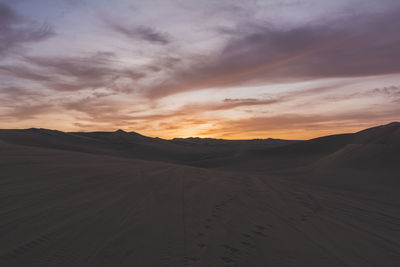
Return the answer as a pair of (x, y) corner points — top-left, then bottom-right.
(0, 128), (295, 167)
(206, 122), (400, 172)
(0, 123), (399, 266)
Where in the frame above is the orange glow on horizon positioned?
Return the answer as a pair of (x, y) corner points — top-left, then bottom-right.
(1, 120), (388, 141)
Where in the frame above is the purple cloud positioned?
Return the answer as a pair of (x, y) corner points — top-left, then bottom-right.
(0, 3), (54, 58)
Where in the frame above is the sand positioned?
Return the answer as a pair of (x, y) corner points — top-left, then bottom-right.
(0, 122), (399, 266)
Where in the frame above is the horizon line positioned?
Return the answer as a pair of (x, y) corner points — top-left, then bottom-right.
(1, 121), (398, 142)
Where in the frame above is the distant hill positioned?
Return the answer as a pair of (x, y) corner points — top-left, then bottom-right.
(172, 137), (298, 146)
(0, 128), (295, 166)
(0, 122), (398, 172)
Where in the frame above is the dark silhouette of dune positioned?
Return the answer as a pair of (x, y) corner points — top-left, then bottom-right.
(0, 122), (399, 266)
(352, 121), (400, 145)
(0, 128), (297, 166)
(309, 123), (400, 183)
(206, 122), (400, 172)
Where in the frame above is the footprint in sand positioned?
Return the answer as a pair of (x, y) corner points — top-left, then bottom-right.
(242, 233), (252, 238)
(253, 230), (265, 237)
(240, 241), (255, 248)
(222, 244), (240, 255)
(220, 256), (234, 263)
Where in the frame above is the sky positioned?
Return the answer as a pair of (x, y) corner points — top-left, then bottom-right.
(0, 0), (399, 139)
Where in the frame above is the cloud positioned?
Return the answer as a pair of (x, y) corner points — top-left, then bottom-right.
(0, 3), (55, 58)
(0, 86), (43, 98)
(103, 16), (169, 45)
(144, 6), (400, 98)
(197, 108), (400, 139)
(0, 85), (51, 121)
(161, 83), (400, 119)
(0, 91), (54, 120)
(366, 86), (400, 97)
(2, 103), (54, 119)
(53, 82), (398, 127)
(126, 97), (280, 121)
(1, 1), (399, 139)
(56, 94), (280, 128)
(0, 65), (54, 82)
(61, 95), (149, 124)
(24, 52), (118, 80)
(321, 85), (400, 103)
(182, 97), (280, 112)
(1, 52), (145, 92)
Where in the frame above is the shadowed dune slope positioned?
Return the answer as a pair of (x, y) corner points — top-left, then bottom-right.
(352, 122), (400, 145)
(306, 122), (400, 174)
(209, 122), (400, 172)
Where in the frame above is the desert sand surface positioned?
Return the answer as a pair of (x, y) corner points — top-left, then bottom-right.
(0, 122), (400, 266)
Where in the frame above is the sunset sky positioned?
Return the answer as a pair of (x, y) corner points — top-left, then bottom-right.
(0, 0), (399, 139)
